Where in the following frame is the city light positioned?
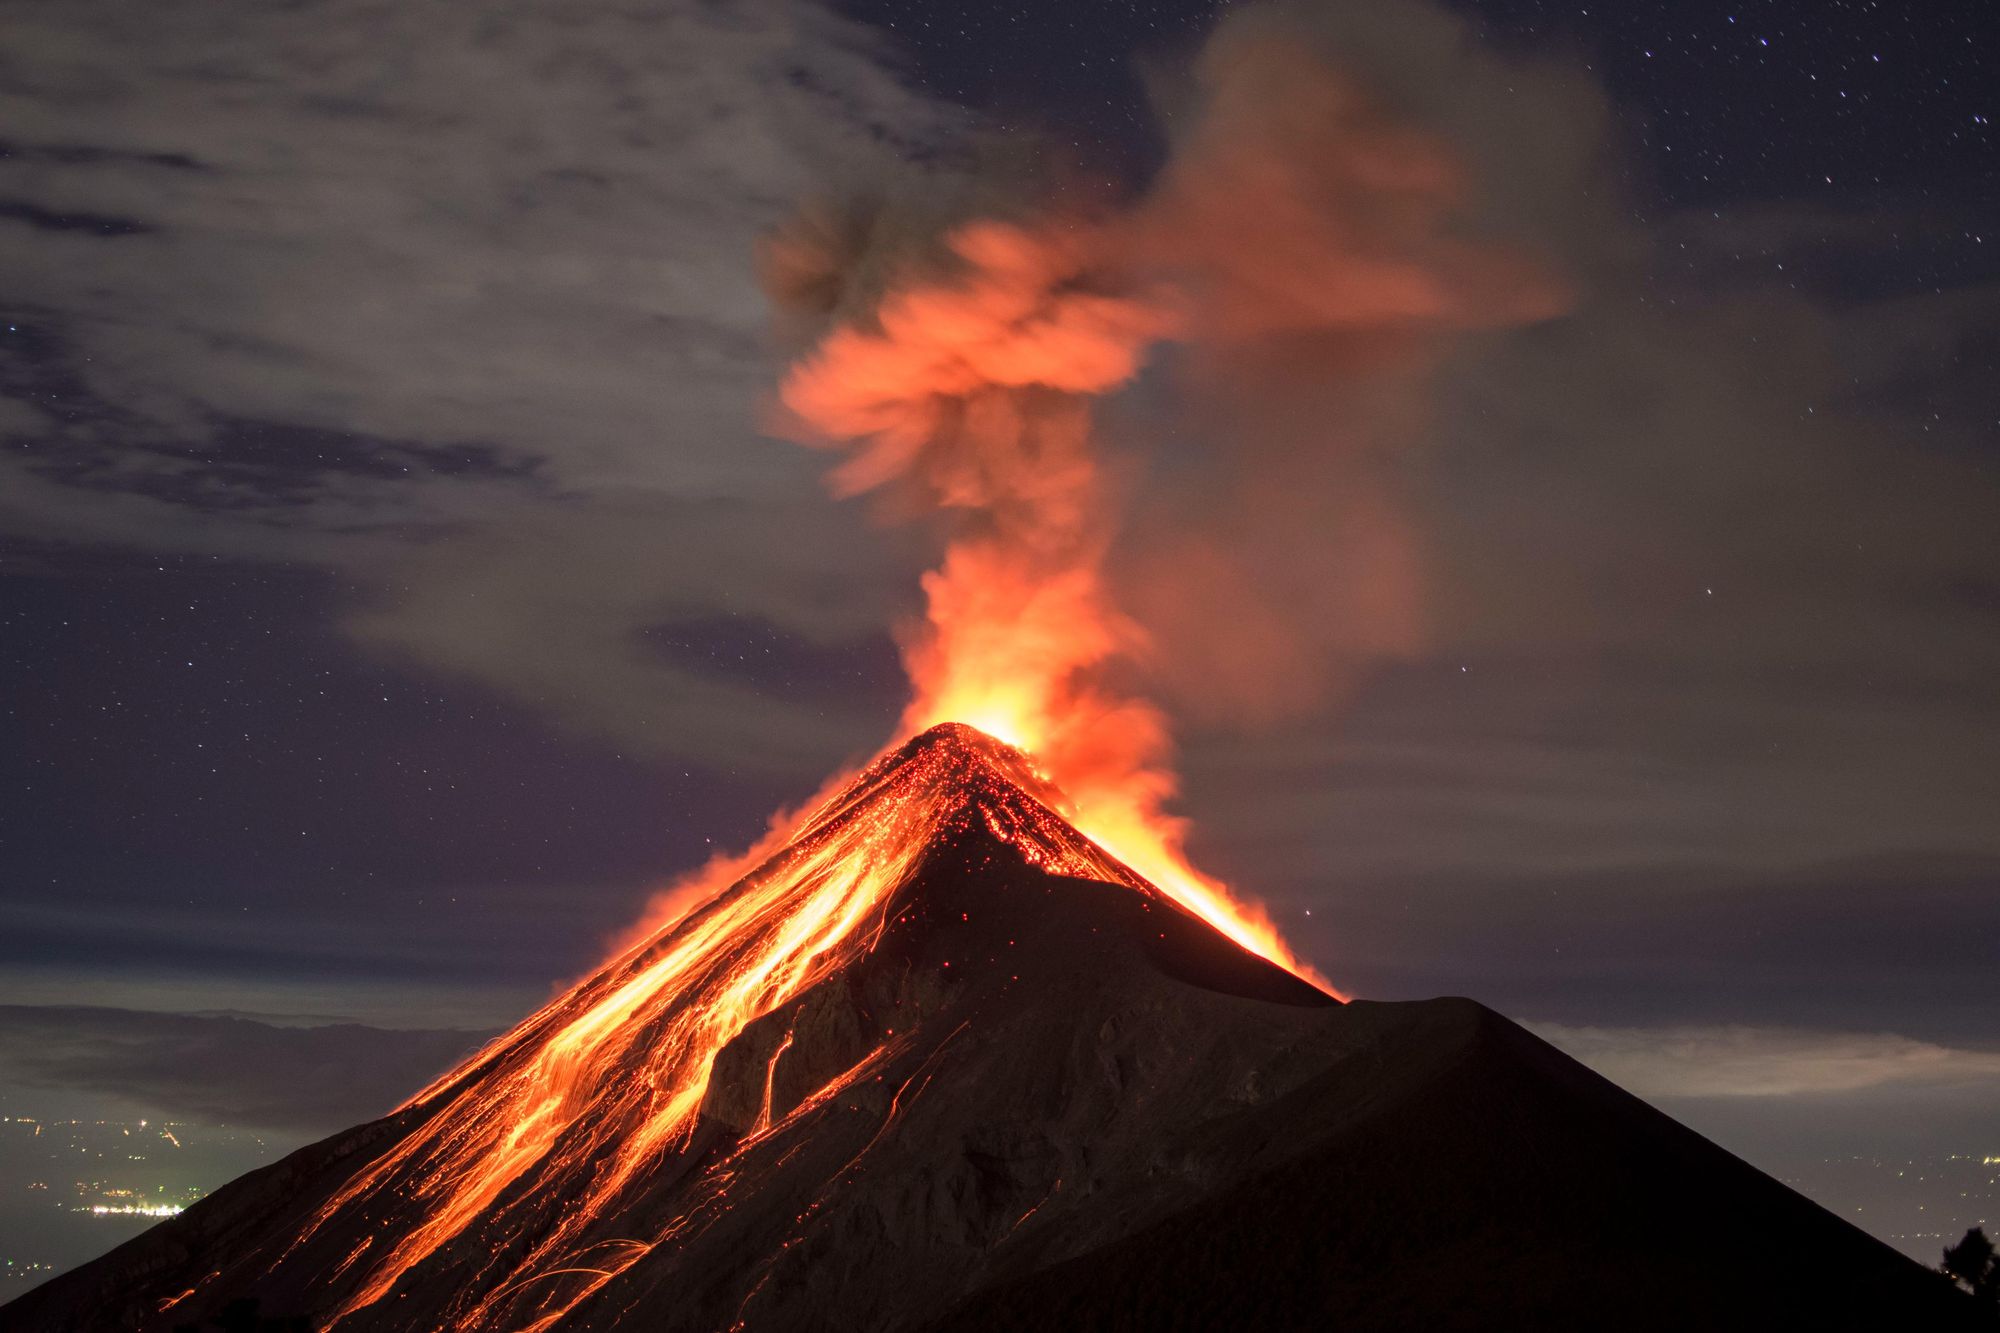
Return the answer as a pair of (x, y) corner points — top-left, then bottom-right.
(83, 1204), (184, 1219)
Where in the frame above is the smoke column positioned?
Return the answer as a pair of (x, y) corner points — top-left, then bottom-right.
(764, 13), (1563, 979)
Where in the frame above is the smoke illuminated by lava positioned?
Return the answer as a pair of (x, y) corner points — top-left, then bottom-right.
(772, 216), (1316, 982)
(766, 24), (1559, 984)
(223, 18), (1563, 1331)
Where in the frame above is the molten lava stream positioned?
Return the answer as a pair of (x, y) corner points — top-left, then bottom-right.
(284, 727), (1320, 1330)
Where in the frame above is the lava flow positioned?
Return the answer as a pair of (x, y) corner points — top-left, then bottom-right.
(266, 722), (1307, 1331)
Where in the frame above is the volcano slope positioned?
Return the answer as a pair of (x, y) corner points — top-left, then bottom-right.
(3, 724), (1978, 1332)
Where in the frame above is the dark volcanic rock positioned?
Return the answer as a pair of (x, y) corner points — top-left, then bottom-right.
(2, 725), (1979, 1332)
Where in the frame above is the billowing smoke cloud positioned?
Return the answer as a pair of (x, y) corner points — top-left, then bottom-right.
(1118, 10), (1571, 722)
(758, 4), (1569, 974)
(768, 5), (1574, 746)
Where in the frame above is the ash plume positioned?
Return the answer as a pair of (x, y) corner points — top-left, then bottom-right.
(762, 1), (1566, 961)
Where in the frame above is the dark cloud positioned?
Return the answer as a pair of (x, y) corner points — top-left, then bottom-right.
(1270, 849), (2000, 1044)
(0, 1006), (491, 1133)
(0, 0), (958, 771)
(343, 495), (912, 772)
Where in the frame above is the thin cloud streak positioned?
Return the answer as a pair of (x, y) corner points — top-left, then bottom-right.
(1532, 1022), (2000, 1098)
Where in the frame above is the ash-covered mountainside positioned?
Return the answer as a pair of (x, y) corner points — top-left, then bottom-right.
(3, 725), (1980, 1332)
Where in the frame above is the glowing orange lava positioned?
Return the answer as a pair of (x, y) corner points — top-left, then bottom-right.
(277, 724), (1281, 1331)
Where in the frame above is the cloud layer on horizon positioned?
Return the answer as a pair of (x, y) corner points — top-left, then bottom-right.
(0, 1006), (489, 1133)
(1531, 1020), (2000, 1099)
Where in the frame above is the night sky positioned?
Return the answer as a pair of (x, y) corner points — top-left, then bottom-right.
(1, 0), (1996, 1272)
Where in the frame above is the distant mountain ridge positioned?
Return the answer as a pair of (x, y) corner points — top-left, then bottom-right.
(0, 1005), (489, 1133)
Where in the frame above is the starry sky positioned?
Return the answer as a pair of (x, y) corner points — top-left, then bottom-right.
(0, 0), (1996, 1264)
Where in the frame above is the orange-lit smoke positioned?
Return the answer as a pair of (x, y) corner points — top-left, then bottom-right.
(773, 218), (1316, 981)
(1118, 24), (1563, 723)
(767, 30), (1559, 986)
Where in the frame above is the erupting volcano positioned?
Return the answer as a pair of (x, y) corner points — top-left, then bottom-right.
(4, 20), (1982, 1331)
(2, 722), (1981, 1332)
